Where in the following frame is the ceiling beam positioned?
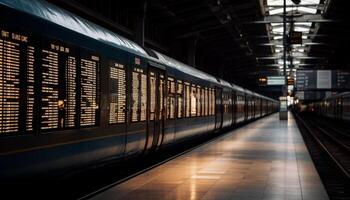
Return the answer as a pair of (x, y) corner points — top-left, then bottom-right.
(265, 4), (324, 10)
(247, 14), (335, 24)
(257, 56), (325, 60)
(249, 33), (328, 39)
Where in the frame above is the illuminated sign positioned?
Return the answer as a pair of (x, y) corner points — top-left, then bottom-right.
(287, 78), (295, 85)
(267, 76), (285, 85)
(80, 56), (99, 126)
(289, 31), (302, 45)
(258, 76), (267, 86)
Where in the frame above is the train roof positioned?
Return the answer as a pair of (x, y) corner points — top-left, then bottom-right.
(152, 50), (220, 85)
(1, 0), (277, 102)
(0, 0), (148, 57)
(230, 84), (245, 93)
(218, 78), (233, 89)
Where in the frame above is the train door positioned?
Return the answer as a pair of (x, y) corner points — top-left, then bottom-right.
(244, 95), (248, 120)
(232, 90), (236, 126)
(145, 67), (165, 151)
(215, 87), (223, 130)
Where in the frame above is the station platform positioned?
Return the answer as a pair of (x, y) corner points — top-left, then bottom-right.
(91, 113), (329, 200)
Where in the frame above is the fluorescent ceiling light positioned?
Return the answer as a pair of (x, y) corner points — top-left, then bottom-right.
(273, 36), (283, 40)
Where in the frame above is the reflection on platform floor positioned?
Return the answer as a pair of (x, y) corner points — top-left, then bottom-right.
(92, 113), (328, 200)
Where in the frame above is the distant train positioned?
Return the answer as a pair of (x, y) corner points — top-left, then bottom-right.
(0, 0), (278, 179)
(309, 92), (350, 121)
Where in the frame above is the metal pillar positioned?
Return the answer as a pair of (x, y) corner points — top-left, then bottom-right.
(134, 0), (147, 47)
(187, 37), (198, 67)
(283, 0), (287, 96)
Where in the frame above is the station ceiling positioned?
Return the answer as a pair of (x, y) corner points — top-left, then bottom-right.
(49, 0), (348, 99)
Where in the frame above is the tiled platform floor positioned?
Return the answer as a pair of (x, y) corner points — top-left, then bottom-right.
(92, 113), (329, 200)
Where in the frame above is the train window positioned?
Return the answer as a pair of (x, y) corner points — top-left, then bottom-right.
(159, 75), (165, 120)
(131, 67), (142, 122)
(228, 92), (232, 114)
(225, 93), (228, 113)
(0, 37), (21, 133)
(26, 46), (35, 131)
(65, 56), (77, 128)
(41, 49), (59, 129)
(185, 82), (190, 117)
(223, 92), (231, 114)
(196, 85), (201, 116)
(190, 85), (197, 117)
(209, 89), (212, 115)
(79, 54), (99, 127)
(109, 62), (126, 124)
(212, 89), (216, 115)
(208, 88), (211, 116)
(167, 77), (175, 119)
(204, 88), (208, 116)
(177, 80), (184, 118)
(149, 71), (156, 121)
(201, 88), (205, 116)
(140, 72), (147, 121)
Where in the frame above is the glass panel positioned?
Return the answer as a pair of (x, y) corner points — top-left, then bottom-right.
(190, 85), (197, 117)
(196, 85), (201, 116)
(185, 82), (190, 117)
(205, 88), (208, 116)
(167, 77), (175, 119)
(65, 56), (77, 127)
(211, 89), (215, 115)
(0, 39), (21, 133)
(149, 71), (156, 121)
(80, 56), (98, 127)
(140, 73), (147, 121)
(109, 63), (126, 124)
(41, 49), (59, 130)
(177, 80), (183, 118)
(132, 69), (141, 122)
(26, 46), (35, 131)
(201, 88), (205, 116)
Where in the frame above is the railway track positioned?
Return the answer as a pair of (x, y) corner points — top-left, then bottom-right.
(294, 112), (350, 200)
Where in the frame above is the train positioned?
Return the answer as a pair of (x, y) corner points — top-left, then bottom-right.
(308, 92), (350, 121)
(0, 0), (278, 180)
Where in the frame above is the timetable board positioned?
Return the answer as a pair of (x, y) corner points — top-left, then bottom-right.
(80, 55), (99, 127)
(40, 41), (80, 130)
(41, 43), (99, 129)
(41, 49), (59, 130)
(0, 32), (22, 133)
(296, 70), (350, 90)
(109, 62), (126, 124)
(333, 70), (350, 89)
(296, 70), (317, 90)
(0, 27), (100, 134)
(131, 67), (147, 122)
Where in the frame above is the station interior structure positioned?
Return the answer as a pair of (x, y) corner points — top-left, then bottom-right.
(0, 0), (350, 199)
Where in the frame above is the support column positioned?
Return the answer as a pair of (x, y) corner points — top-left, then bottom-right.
(187, 36), (198, 67)
(134, 0), (147, 47)
(283, 0), (287, 95)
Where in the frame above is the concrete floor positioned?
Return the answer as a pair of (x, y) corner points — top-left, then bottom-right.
(92, 113), (329, 200)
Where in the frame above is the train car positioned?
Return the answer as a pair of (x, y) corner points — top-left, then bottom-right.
(0, 0), (278, 179)
(232, 84), (246, 124)
(341, 93), (350, 121)
(313, 92), (350, 121)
